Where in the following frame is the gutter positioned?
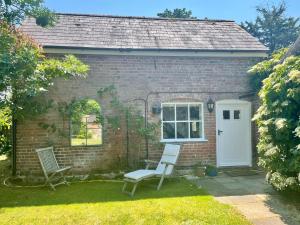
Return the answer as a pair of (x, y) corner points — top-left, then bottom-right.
(44, 46), (268, 58)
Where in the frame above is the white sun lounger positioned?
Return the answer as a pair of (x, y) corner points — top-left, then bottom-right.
(122, 144), (181, 196)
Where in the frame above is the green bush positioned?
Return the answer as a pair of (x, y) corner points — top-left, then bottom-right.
(251, 52), (300, 191)
(0, 107), (11, 155)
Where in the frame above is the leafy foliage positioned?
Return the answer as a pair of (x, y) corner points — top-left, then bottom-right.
(157, 8), (196, 19)
(0, 107), (11, 155)
(97, 85), (158, 141)
(252, 53), (300, 191)
(98, 85), (160, 168)
(241, 2), (300, 53)
(248, 48), (288, 91)
(0, 22), (89, 120)
(0, 0), (56, 26)
(0, 21), (89, 155)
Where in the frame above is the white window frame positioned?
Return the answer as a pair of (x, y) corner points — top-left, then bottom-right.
(160, 102), (206, 142)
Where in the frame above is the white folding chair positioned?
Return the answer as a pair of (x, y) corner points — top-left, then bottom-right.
(36, 147), (71, 190)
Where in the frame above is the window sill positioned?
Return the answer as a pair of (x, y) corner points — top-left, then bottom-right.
(160, 138), (208, 143)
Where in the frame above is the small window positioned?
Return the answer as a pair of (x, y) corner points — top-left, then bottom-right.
(161, 103), (204, 141)
(70, 99), (102, 146)
(223, 110), (230, 120)
(234, 110), (240, 119)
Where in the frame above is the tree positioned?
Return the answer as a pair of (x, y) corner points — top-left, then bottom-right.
(0, 0), (56, 26)
(241, 2), (300, 53)
(250, 50), (300, 191)
(157, 8), (196, 19)
(0, 1), (89, 175)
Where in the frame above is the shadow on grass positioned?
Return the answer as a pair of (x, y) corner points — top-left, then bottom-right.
(0, 177), (209, 208)
(264, 189), (300, 225)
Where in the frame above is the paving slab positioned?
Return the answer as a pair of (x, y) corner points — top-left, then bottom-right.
(196, 172), (300, 225)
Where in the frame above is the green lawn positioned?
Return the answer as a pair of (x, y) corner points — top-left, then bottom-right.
(71, 138), (102, 146)
(0, 178), (250, 225)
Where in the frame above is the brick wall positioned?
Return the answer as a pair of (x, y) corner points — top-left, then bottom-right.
(16, 54), (260, 174)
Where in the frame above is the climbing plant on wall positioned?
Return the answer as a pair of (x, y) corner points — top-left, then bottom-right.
(97, 85), (160, 168)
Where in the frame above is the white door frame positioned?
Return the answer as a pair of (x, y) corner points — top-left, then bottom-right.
(215, 99), (252, 167)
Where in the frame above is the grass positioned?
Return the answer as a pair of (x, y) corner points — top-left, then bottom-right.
(71, 138), (102, 146)
(0, 177), (251, 225)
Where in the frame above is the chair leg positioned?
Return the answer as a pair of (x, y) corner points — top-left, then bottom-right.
(60, 172), (69, 185)
(49, 182), (56, 191)
(44, 178), (55, 191)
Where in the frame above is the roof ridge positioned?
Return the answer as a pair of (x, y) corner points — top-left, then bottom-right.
(55, 12), (235, 22)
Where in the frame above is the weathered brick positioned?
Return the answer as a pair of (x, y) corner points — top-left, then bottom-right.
(16, 54), (260, 174)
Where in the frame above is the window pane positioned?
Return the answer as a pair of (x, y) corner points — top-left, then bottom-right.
(234, 110), (240, 119)
(177, 122), (189, 138)
(190, 122), (202, 138)
(223, 110), (230, 120)
(86, 128), (102, 145)
(162, 106), (175, 121)
(190, 105), (200, 120)
(163, 122), (175, 139)
(176, 105), (188, 121)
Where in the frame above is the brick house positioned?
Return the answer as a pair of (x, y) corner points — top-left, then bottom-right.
(19, 13), (268, 174)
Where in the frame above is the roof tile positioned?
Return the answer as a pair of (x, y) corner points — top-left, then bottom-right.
(21, 13), (268, 52)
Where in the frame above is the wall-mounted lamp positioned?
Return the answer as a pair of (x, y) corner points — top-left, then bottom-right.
(207, 98), (215, 113)
(151, 102), (161, 114)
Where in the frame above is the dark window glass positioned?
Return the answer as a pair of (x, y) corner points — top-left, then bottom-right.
(176, 122), (189, 138)
(234, 110), (240, 119)
(190, 105), (200, 120)
(176, 105), (188, 121)
(162, 103), (203, 140)
(163, 122), (175, 139)
(190, 121), (202, 138)
(163, 106), (175, 121)
(223, 110), (230, 120)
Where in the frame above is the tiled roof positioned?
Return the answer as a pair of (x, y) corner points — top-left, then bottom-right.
(21, 13), (268, 52)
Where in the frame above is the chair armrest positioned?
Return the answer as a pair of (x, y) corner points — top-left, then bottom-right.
(144, 159), (158, 164)
(56, 166), (72, 173)
(144, 159), (158, 169)
(160, 161), (176, 166)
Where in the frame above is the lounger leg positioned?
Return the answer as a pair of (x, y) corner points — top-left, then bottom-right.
(157, 165), (168, 190)
(157, 175), (165, 190)
(131, 182), (138, 196)
(122, 181), (128, 192)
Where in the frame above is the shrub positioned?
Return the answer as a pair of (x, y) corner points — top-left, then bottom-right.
(0, 107), (11, 155)
(251, 52), (300, 191)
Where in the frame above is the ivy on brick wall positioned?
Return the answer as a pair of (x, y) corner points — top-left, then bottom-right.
(98, 85), (160, 168)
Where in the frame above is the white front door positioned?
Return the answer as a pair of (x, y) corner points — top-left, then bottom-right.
(216, 100), (252, 167)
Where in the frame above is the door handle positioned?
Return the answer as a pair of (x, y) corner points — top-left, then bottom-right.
(218, 129), (223, 135)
